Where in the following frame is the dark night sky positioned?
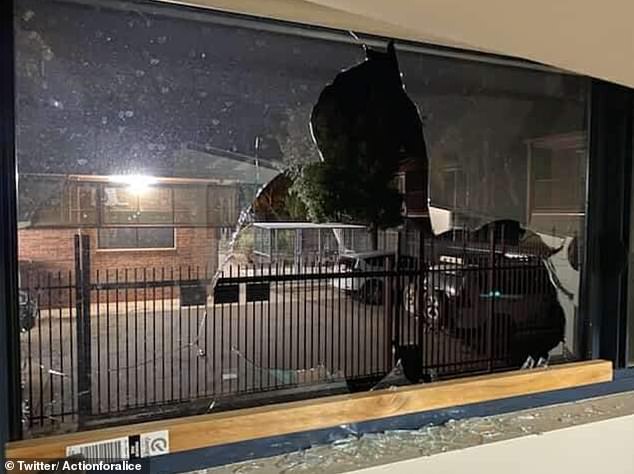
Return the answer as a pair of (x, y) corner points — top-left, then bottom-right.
(15, 0), (588, 220)
(16, 0), (362, 176)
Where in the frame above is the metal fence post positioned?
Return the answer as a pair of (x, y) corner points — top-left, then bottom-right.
(75, 235), (92, 426)
(487, 226), (496, 372)
(417, 230), (425, 362)
(384, 255), (395, 369)
(395, 230), (404, 349)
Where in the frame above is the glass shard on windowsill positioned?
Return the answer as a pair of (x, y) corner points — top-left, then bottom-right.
(197, 392), (634, 474)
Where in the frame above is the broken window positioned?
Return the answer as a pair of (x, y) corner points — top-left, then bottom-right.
(14, 0), (588, 440)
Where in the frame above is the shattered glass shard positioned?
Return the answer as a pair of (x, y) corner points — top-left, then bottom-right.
(521, 356), (536, 370)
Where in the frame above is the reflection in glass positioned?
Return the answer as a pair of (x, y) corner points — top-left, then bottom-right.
(14, 0), (589, 438)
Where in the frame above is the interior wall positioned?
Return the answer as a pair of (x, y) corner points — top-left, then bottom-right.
(157, 0), (634, 88)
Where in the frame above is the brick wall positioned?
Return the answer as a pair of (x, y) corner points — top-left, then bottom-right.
(18, 227), (219, 307)
(90, 227), (218, 275)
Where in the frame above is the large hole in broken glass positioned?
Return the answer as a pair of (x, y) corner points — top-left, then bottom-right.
(15, 0), (587, 438)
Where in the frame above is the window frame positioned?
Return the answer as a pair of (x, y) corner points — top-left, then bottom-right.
(0, 0), (616, 452)
(526, 133), (587, 217)
(100, 184), (176, 227)
(96, 226), (177, 251)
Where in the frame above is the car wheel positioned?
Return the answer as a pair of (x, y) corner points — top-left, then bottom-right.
(423, 291), (444, 327)
(361, 280), (383, 305)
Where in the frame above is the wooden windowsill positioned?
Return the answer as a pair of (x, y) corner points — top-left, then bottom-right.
(6, 360), (612, 461)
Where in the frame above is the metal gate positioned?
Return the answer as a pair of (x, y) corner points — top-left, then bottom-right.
(20, 228), (562, 436)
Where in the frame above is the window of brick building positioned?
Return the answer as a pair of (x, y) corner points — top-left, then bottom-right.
(102, 185), (174, 225)
(207, 185), (239, 226)
(98, 226), (175, 250)
(174, 186), (207, 225)
(98, 184), (176, 249)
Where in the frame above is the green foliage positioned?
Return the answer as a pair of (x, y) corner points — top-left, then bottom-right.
(292, 157), (403, 232)
(275, 229), (295, 256)
(251, 171), (309, 222)
(235, 227), (255, 254)
(284, 188), (309, 221)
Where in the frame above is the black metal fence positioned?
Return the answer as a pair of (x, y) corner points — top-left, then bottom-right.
(20, 228), (570, 437)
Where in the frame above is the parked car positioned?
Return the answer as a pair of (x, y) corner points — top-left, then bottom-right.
(407, 250), (565, 364)
(333, 250), (416, 304)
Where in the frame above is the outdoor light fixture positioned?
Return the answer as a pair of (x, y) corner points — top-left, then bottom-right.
(108, 174), (158, 194)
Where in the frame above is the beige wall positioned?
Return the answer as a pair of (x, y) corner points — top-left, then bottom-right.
(158, 0), (634, 88)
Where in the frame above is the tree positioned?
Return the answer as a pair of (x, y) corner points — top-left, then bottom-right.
(251, 172), (308, 222)
(293, 41), (428, 249)
(294, 157), (403, 249)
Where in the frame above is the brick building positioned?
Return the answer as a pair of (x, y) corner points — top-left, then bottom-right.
(18, 148), (280, 285)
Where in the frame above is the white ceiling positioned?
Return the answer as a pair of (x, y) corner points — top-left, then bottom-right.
(160, 0), (634, 87)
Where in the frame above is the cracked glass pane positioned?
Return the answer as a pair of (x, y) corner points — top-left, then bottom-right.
(15, 0), (587, 438)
